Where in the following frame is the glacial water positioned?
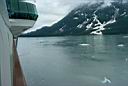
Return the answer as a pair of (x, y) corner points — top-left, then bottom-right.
(18, 35), (128, 86)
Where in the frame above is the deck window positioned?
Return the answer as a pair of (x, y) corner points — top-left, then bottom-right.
(6, 0), (38, 20)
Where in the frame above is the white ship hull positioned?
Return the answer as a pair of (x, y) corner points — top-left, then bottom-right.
(0, 11), (13, 86)
(0, 0), (38, 86)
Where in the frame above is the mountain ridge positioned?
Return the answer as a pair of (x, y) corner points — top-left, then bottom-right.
(21, 1), (128, 37)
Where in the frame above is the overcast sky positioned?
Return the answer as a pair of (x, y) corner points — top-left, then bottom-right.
(28, 0), (126, 32)
(27, 0), (91, 32)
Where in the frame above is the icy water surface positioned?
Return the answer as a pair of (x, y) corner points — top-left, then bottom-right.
(18, 35), (128, 86)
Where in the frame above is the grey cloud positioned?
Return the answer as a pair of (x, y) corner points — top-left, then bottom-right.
(27, 0), (127, 32)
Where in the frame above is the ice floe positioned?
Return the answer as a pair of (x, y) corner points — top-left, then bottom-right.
(101, 77), (111, 84)
(79, 43), (90, 46)
(117, 44), (125, 47)
(125, 58), (128, 62)
(123, 36), (128, 38)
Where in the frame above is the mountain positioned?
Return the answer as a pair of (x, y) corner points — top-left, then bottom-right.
(21, 1), (128, 37)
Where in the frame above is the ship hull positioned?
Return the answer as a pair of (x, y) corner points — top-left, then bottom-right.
(0, 0), (27, 86)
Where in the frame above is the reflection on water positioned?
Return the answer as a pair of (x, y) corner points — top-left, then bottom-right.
(18, 35), (128, 86)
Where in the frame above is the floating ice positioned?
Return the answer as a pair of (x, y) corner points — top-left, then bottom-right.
(123, 36), (128, 38)
(101, 77), (111, 84)
(125, 58), (128, 62)
(79, 44), (90, 46)
(117, 44), (125, 47)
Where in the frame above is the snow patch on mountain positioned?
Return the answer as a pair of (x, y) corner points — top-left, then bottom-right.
(59, 25), (66, 32)
(22, 2), (128, 37)
(77, 19), (89, 29)
(77, 24), (83, 28)
(121, 12), (127, 16)
(73, 17), (79, 20)
(81, 13), (84, 16)
(87, 5), (119, 35)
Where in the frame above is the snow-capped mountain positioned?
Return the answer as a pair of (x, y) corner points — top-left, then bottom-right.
(22, 1), (128, 37)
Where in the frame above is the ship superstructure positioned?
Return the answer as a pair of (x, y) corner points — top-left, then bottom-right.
(0, 0), (38, 86)
(6, 0), (38, 37)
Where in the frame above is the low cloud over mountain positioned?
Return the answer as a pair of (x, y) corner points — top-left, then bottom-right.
(22, 1), (128, 37)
